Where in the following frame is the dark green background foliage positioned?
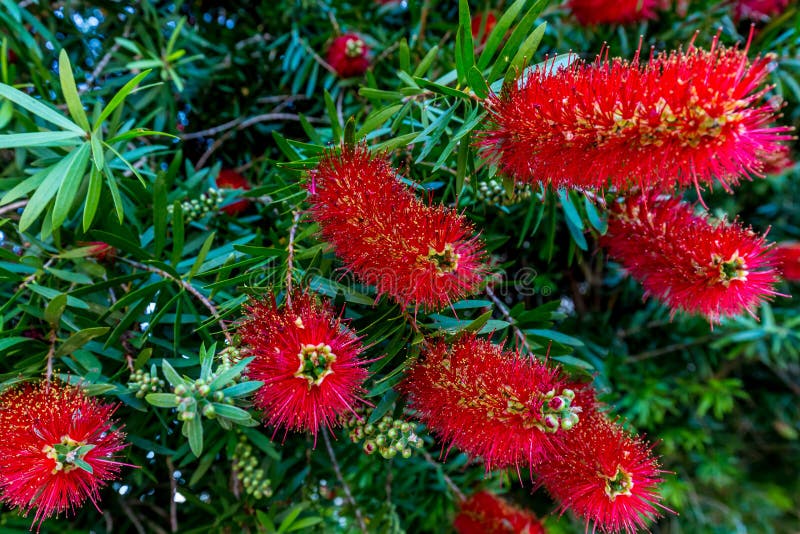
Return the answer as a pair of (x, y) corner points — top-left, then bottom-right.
(1, 0), (799, 532)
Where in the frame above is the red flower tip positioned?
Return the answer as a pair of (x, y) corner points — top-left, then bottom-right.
(236, 292), (370, 441)
(7, 49), (17, 64)
(308, 145), (488, 311)
(0, 382), (129, 530)
(538, 414), (668, 534)
(78, 241), (116, 262)
(775, 242), (800, 281)
(454, 490), (546, 534)
(761, 144), (794, 176)
(480, 38), (793, 194)
(735, 0), (790, 21)
(568, 0), (663, 25)
(216, 169), (251, 216)
(471, 12), (497, 45)
(601, 194), (780, 323)
(327, 34), (370, 78)
(403, 333), (597, 470)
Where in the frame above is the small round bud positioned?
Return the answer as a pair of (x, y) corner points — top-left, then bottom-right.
(363, 440), (377, 455)
(543, 414), (559, 432)
(174, 384), (187, 396)
(364, 424), (375, 435)
(198, 385), (211, 397)
(387, 428), (399, 440)
(375, 434), (387, 447)
(401, 448), (412, 459)
(562, 388), (575, 400)
(202, 404), (216, 418)
(400, 422), (411, 433)
(548, 396), (566, 411)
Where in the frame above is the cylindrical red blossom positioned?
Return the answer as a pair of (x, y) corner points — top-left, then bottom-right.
(537, 413), (667, 534)
(568, 0), (663, 26)
(326, 34), (370, 78)
(237, 292), (370, 441)
(761, 144), (794, 175)
(0, 382), (129, 530)
(308, 145), (487, 311)
(734, 0), (790, 21)
(471, 12), (497, 45)
(774, 242), (800, 281)
(601, 194), (780, 323)
(454, 490), (546, 534)
(402, 333), (596, 470)
(216, 169), (251, 216)
(78, 241), (116, 262)
(480, 37), (793, 194)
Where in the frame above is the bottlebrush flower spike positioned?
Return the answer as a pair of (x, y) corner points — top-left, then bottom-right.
(237, 292), (370, 441)
(0, 382), (129, 530)
(471, 12), (497, 45)
(774, 242), (800, 281)
(568, 0), (662, 25)
(481, 35), (792, 194)
(537, 413), (667, 534)
(403, 333), (595, 470)
(308, 145), (487, 311)
(326, 34), (370, 78)
(454, 490), (546, 534)
(216, 169), (251, 215)
(761, 144), (794, 175)
(601, 194), (780, 323)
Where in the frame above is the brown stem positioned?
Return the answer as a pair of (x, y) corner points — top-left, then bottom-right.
(0, 199), (28, 217)
(285, 211), (301, 306)
(322, 430), (368, 533)
(485, 284), (532, 355)
(45, 326), (57, 384)
(420, 449), (466, 501)
(120, 258), (233, 345)
(166, 457), (179, 533)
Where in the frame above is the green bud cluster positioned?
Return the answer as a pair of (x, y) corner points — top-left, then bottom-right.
(233, 437), (273, 499)
(128, 366), (166, 399)
(167, 188), (221, 221)
(476, 179), (532, 207)
(342, 407), (424, 460)
(539, 388), (580, 433)
(174, 375), (235, 422)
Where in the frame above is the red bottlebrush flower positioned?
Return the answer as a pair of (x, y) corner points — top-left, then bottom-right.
(538, 413), (667, 534)
(78, 241), (116, 262)
(454, 490), (546, 534)
(308, 145), (487, 311)
(471, 12), (497, 45)
(326, 34), (370, 78)
(237, 292), (370, 441)
(480, 36), (792, 194)
(568, 0), (662, 25)
(403, 333), (595, 470)
(0, 382), (128, 529)
(761, 144), (794, 175)
(601, 194), (779, 323)
(775, 242), (800, 281)
(734, 0), (790, 21)
(216, 169), (251, 215)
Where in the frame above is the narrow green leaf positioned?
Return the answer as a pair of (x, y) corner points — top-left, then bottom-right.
(413, 45), (440, 77)
(477, 0), (527, 70)
(185, 417), (204, 457)
(186, 232), (215, 281)
(19, 145), (87, 232)
(93, 70), (151, 129)
(0, 131), (82, 149)
(212, 403), (254, 424)
(1, 167), (48, 205)
(89, 131), (104, 170)
(58, 49), (90, 131)
(356, 104), (403, 138)
(208, 357), (254, 391)
(103, 162), (125, 223)
(146, 393), (180, 408)
(398, 38), (410, 72)
(44, 293), (68, 326)
(54, 327), (109, 357)
(504, 22), (547, 84)
(161, 360), (184, 387)
(0, 82), (83, 133)
(52, 142), (91, 228)
(82, 166), (102, 231)
(343, 116), (356, 147)
(487, 0), (547, 83)
(72, 458), (94, 474)
(467, 66), (489, 99)
(323, 90), (342, 141)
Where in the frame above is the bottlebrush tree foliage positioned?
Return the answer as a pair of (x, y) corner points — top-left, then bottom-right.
(1, 1), (799, 533)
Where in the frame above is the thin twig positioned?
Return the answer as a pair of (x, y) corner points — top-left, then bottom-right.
(627, 335), (717, 362)
(166, 457), (179, 533)
(300, 39), (338, 75)
(120, 258), (233, 344)
(82, 21), (132, 93)
(420, 449), (465, 501)
(118, 497), (147, 534)
(485, 284), (532, 355)
(0, 199), (27, 217)
(322, 430), (368, 534)
(285, 211), (301, 306)
(45, 326), (57, 383)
